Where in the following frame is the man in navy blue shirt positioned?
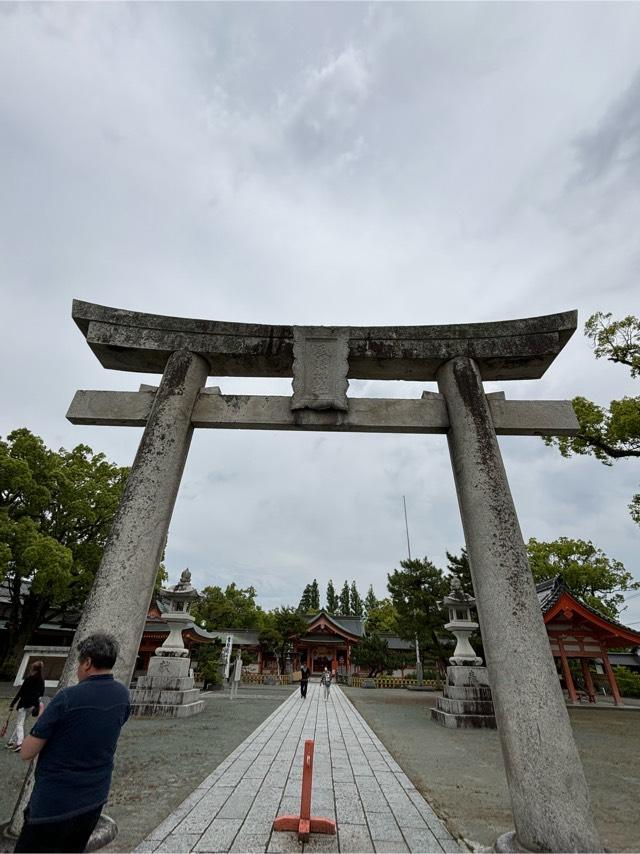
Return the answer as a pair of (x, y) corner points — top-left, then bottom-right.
(15, 633), (131, 853)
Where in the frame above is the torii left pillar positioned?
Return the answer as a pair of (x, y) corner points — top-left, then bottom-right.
(9, 349), (209, 841)
(59, 349), (209, 687)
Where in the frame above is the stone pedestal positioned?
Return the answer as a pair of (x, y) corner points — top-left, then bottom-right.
(130, 655), (204, 718)
(431, 666), (496, 729)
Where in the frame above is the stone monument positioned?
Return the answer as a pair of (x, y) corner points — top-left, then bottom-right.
(431, 576), (496, 729)
(130, 569), (205, 718)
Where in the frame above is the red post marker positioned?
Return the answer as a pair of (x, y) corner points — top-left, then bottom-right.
(273, 739), (336, 842)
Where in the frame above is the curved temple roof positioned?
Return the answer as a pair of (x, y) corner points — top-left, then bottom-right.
(72, 300), (577, 381)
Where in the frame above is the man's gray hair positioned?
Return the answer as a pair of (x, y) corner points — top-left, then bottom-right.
(77, 633), (120, 670)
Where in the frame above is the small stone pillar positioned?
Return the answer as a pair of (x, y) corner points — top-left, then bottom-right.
(431, 577), (496, 729)
(437, 356), (601, 853)
(130, 569), (205, 718)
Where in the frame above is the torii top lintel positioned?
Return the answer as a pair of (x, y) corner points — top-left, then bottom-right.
(72, 300), (577, 381)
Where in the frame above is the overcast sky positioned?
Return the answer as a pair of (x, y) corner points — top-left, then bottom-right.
(1, 2), (639, 626)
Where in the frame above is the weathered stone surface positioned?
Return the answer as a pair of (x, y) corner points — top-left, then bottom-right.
(443, 684), (492, 700)
(135, 675), (194, 691)
(437, 356), (601, 852)
(129, 687), (200, 706)
(436, 697), (495, 716)
(431, 707), (498, 730)
(85, 814), (118, 852)
(147, 656), (191, 678)
(131, 699), (205, 719)
(68, 390), (579, 436)
(58, 349), (209, 687)
(72, 300), (576, 380)
(291, 327), (349, 411)
(445, 665), (491, 687)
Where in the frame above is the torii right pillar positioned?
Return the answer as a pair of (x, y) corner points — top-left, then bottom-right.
(437, 357), (601, 853)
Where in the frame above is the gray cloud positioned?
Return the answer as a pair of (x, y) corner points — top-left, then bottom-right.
(1, 2), (639, 625)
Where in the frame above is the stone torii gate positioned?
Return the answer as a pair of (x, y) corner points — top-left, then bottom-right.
(64, 300), (600, 852)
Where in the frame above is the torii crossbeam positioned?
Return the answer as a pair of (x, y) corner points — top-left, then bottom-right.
(62, 301), (600, 853)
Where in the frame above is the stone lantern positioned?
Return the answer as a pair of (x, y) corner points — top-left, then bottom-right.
(442, 576), (482, 666)
(156, 568), (200, 657)
(431, 575), (496, 729)
(130, 569), (205, 718)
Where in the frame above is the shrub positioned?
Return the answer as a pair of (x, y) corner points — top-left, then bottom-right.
(613, 666), (640, 698)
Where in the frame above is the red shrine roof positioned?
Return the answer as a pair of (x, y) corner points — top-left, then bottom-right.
(304, 610), (364, 642)
(537, 577), (640, 648)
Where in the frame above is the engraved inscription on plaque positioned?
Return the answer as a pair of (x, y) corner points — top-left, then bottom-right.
(291, 327), (349, 411)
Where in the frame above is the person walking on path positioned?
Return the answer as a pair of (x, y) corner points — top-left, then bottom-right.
(321, 667), (332, 701)
(230, 651), (242, 700)
(7, 661), (45, 752)
(300, 663), (310, 699)
(14, 633), (130, 854)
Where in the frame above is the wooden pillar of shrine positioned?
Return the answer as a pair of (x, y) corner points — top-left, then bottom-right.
(600, 644), (623, 705)
(558, 640), (578, 704)
(580, 659), (596, 701)
(258, 648), (264, 674)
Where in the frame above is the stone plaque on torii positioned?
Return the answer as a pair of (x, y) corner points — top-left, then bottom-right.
(61, 301), (600, 852)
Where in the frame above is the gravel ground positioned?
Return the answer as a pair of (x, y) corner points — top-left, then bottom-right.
(343, 687), (640, 852)
(0, 685), (292, 853)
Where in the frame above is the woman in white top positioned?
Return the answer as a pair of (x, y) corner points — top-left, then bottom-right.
(320, 667), (332, 700)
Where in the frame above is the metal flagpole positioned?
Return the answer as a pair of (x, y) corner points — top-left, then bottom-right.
(402, 496), (423, 686)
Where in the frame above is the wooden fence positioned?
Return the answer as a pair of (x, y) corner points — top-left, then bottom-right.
(349, 675), (442, 689)
(242, 672), (293, 685)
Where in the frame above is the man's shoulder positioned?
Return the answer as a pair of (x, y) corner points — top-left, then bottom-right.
(69, 677), (131, 703)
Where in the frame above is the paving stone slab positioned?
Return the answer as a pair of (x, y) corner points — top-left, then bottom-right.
(338, 823), (375, 853)
(139, 684), (463, 854)
(194, 818), (244, 852)
(155, 833), (201, 853)
(366, 810), (404, 842)
(400, 826), (444, 853)
(373, 842), (409, 854)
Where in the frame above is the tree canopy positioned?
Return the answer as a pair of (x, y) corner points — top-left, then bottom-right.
(297, 583), (313, 614)
(364, 585), (378, 615)
(350, 581), (364, 617)
(326, 579), (338, 613)
(352, 633), (390, 677)
(0, 428), (128, 676)
(544, 312), (640, 525)
(338, 580), (351, 615)
(387, 557), (449, 668)
(526, 537), (639, 619)
(258, 607), (308, 674)
(364, 598), (398, 634)
(192, 582), (263, 631)
(445, 549), (474, 597)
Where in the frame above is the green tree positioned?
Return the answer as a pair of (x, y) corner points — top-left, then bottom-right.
(350, 581), (363, 617)
(297, 583), (312, 614)
(193, 638), (224, 690)
(192, 583), (263, 631)
(310, 579), (320, 611)
(365, 598), (398, 634)
(326, 579), (338, 613)
(445, 549), (474, 597)
(258, 607), (308, 674)
(364, 585), (378, 615)
(544, 312), (640, 524)
(338, 581), (351, 616)
(0, 429), (128, 677)
(351, 633), (390, 677)
(526, 537), (638, 619)
(387, 557), (449, 669)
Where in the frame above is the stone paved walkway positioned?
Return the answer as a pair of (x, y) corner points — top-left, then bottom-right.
(135, 684), (464, 853)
